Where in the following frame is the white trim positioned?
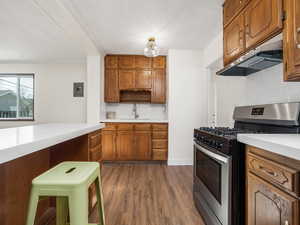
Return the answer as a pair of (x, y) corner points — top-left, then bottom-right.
(167, 159), (194, 166)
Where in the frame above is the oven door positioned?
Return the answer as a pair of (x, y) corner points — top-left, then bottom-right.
(194, 141), (232, 225)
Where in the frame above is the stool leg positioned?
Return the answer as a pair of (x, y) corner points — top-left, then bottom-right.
(95, 175), (106, 225)
(68, 187), (89, 225)
(26, 188), (39, 225)
(56, 197), (69, 225)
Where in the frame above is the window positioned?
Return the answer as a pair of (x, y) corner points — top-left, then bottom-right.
(0, 74), (34, 120)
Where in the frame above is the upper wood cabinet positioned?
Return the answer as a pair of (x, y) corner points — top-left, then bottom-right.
(119, 70), (135, 90)
(135, 56), (152, 69)
(247, 173), (299, 225)
(105, 55), (118, 69)
(119, 55), (135, 69)
(223, 0), (247, 27)
(244, 0), (283, 50)
(104, 55), (167, 103)
(135, 70), (152, 89)
(105, 69), (119, 103)
(153, 56), (166, 69)
(223, 13), (245, 65)
(151, 69), (166, 104)
(284, 0), (300, 81)
(223, 0), (283, 66)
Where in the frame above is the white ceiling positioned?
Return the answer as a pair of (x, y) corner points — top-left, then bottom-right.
(0, 0), (223, 62)
(65, 0), (223, 54)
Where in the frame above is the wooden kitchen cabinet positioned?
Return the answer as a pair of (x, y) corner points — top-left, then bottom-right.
(135, 70), (152, 89)
(105, 69), (119, 103)
(223, 13), (245, 65)
(151, 69), (166, 104)
(247, 173), (299, 225)
(284, 0), (300, 81)
(244, 0), (283, 50)
(101, 130), (117, 160)
(105, 55), (118, 69)
(118, 55), (135, 69)
(153, 56), (166, 69)
(135, 55), (152, 69)
(116, 130), (135, 160)
(119, 70), (135, 90)
(101, 123), (168, 161)
(246, 146), (300, 225)
(223, 0), (247, 27)
(134, 130), (152, 160)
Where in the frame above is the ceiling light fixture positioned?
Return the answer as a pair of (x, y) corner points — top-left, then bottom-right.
(144, 37), (159, 57)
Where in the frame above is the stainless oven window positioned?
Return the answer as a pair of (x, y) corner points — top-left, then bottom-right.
(195, 149), (222, 203)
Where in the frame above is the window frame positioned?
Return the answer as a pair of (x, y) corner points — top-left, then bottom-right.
(0, 73), (35, 121)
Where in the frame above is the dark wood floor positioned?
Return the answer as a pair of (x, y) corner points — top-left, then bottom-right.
(90, 163), (205, 225)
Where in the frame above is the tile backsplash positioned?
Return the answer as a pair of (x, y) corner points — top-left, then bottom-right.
(101, 103), (168, 120)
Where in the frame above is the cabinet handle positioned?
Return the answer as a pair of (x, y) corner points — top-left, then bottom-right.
(285, 220), (289, 225)
(297, 27), (300, 33)
(259, 166), (278, 177)
(297, 44), (300, 49)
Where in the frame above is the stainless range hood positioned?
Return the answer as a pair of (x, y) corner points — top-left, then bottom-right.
(217, 39), (283, 76)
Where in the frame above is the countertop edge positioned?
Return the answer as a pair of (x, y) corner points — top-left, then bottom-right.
(100, 119), (169, 123)
(0, 123), (105, 164)
(237, 134), (300, 161)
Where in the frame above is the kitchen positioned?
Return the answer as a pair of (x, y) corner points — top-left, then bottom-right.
(0, 0), (299, 225)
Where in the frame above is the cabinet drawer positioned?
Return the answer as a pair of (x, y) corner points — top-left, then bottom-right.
(248, 153), (299, 194)
(152, 131), (168, 139)
(152, 149), (168, 160)
(152, 139), (168, 149)
(152, 124), (168, 131)
(118, 123), (134, 130)
(103, 123), (117, 131)
(90, 146), (101, 161)
(89, 133), (101, 149)
(135, 124), (151, 131)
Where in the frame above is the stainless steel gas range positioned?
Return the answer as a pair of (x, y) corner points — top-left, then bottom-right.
(193, 102), (300, 225)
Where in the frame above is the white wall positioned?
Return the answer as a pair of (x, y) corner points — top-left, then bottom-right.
(0, 63), (87, 128)
(168, 50), (208, 165)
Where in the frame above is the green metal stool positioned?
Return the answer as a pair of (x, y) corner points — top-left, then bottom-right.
(26, 161), (105, 225)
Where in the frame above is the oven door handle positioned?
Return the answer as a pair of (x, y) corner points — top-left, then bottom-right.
(194, 142), (230, 164)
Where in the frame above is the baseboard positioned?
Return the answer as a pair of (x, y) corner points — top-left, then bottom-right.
(167, 159), (193, 166)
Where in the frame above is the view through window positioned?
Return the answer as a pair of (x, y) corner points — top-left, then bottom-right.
(0, 74), (34, 120)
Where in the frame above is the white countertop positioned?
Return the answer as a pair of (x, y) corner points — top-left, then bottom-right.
(0, 123), (104, 164)
(238, 134), (300, 160)
(100, 119), (168, 123)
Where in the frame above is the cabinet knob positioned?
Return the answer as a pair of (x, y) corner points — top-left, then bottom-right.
(297, 44), (300, 49)
(285, 220), (289, 225)
(297, 27), (300, 33)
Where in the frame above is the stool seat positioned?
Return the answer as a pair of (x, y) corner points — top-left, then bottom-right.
(26, 161), (106, 225)
(33, 161), (99, 186)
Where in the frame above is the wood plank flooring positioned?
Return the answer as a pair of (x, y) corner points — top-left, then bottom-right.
(90, 163), (205, 225)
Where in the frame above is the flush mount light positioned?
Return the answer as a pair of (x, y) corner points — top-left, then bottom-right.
(144, 37), (159, 57)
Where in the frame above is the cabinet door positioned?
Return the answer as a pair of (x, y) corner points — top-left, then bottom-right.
(105, 69), (119, 103)
(116, 131), (135, 160)
(284, 0), (300, 81)
(223, 13), (245, 65)
(119, 55), (135, 69)
(223, 0), (245, 26)
(135, 56), (152, 69)
(119, 70), (135, 90)
(135, 70), (152, 89)
(151, 69), (166, 104)
(134, 131), (152, 160)
(152, 56), (166, 69)
(244, 0), (283, 50)
(101, 130), (116, 160)
(247, 173), (299, 225)
(105, 55), (118, 69)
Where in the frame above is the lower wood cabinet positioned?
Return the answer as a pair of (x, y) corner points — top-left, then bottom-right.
(246, 146), (300, 225)
(101, 123), (168, 161)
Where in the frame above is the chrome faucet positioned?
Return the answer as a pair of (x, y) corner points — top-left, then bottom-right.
(133, 104), (139, 119)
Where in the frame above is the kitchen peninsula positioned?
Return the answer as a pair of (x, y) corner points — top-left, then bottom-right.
(0, 123), (104, 225)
